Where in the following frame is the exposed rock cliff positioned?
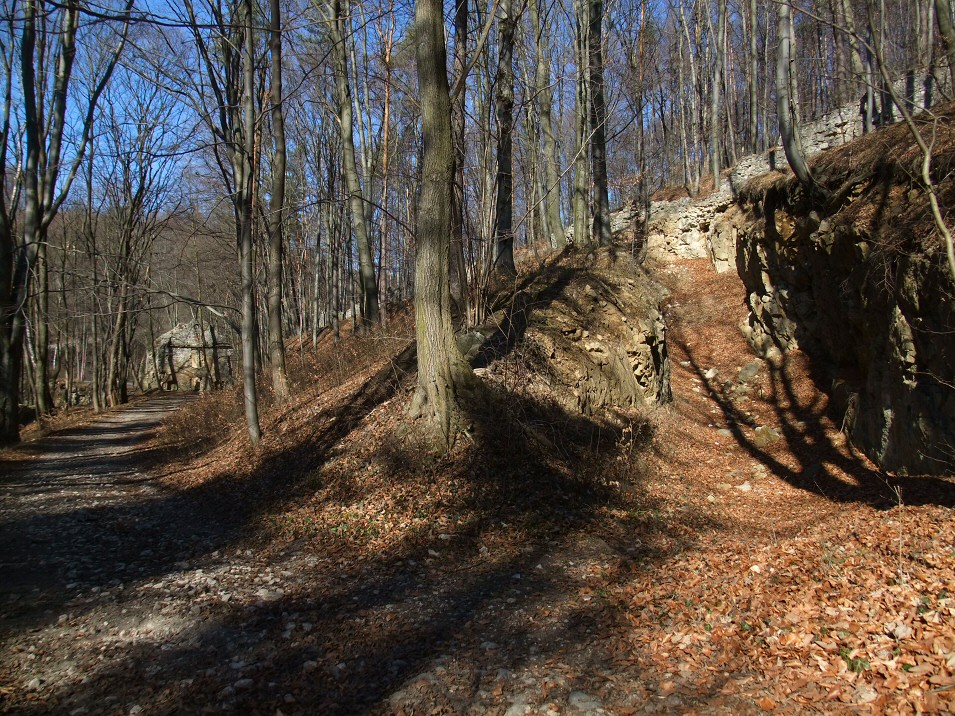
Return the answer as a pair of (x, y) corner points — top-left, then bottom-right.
(470, 248), (671, 417)
(734, 113), (955, 474)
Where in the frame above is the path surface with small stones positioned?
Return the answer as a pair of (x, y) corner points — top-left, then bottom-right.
(1, 397), (640, 716)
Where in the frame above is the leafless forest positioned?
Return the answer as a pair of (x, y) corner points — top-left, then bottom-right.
(0, 0), (944, 446)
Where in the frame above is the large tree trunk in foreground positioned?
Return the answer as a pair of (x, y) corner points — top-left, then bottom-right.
(409, 0), (480, 449)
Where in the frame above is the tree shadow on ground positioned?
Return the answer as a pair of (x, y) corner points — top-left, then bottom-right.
(1, 339), (727, 714)
(675, 337), (955, 509)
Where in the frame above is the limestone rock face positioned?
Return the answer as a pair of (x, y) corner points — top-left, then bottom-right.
(475, 249), (671, 417)
(736, 184), (955, 475)
(144, 322), (235, 392)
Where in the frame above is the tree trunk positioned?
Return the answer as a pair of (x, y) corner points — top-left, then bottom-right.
(33, 243), (53, 414)
(239, 0), (262, 445)
(409, 0), (479, 449)
(710, 0), (725, 192)
(748, 0), (759, 151)
(777, 1), (818, 194)
(106, 281), (129, 406)
(531, 0), (566, 249)
(588, 0), (611, 246)
(677, 0), (700, 195)
(492, 0), (517, 275)
(936, 0), (955, 94)
(450, 0), (470, 320)
(330, 0), (380, 326)
(573, 0), (591, 245)
(267, 0), (290, 403)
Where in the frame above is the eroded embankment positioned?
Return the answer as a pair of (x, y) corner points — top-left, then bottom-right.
(732, 112), (955, 475)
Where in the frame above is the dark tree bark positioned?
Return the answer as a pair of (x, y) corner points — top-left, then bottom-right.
(450, 0), (470, 321)
(588, 0), (611, 246)
(409, 0), (480, 449)
(935, 0), (955, 94)
(493, 0), (518, 275)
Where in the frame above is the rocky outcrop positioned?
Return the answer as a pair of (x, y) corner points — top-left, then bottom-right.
(645, 77), (942, 270)
(735, 173), (955, 475)
(475, 248), (670, 416)
(144, 322), (235, 392)
(646, 191), (734, 262)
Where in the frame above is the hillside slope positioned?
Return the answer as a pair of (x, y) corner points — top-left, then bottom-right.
(3, 244), (953, 715)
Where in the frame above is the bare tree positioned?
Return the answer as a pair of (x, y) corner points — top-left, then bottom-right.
(492, 0), (518, 275)
(326, 0), (380, 326)
(777, 0), (817, 194)
(588, 0), (611, 245)
(529, 0), (565, 249)
(174, 0), (263, 444)
(267, 0), (290, 402)
(409, 0), (480, 448)
(937, 0), (955, 94)
(573, 0), (591, 246)
(1, 0), (131, 444)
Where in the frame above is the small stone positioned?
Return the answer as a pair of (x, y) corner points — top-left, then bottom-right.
(736, 481), (753, 492)
(129, 706), (143, 715)
(717, 428), (733, 438)
(706, 494), (716, 503)
(568, 690), (604, 712)
(302, 660), (318, 673)
(753, 426), (781, 448)
(852, 684), (878, 705)
(234, 678), (254, 691)
(737, 361), (761, 384)
(703, 367), (718, 380)
(254, 587), (283, 603)
(481, 641), (498, 650)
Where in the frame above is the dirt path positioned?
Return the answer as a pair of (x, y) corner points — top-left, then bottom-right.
(1, 396), (203, 596)
(0, 395), (256, 712)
